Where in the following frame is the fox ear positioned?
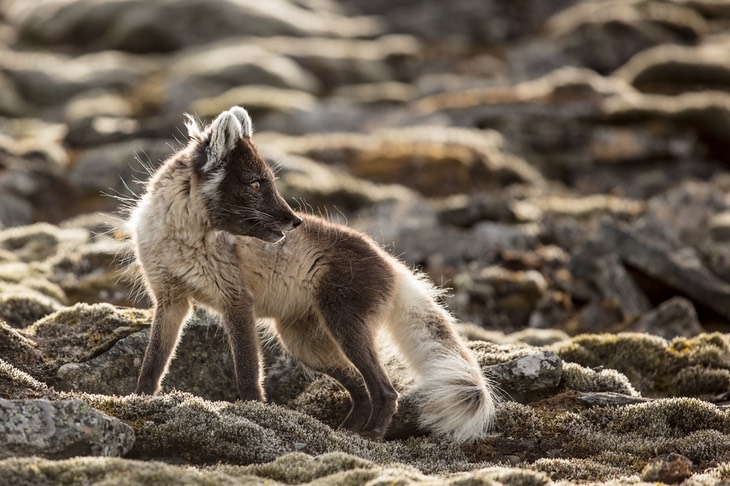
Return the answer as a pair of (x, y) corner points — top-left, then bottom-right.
(204, 111), (242, 172)
(227, 106), (253, 137)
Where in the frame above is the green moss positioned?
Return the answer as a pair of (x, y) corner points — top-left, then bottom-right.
(0, 358), (52, 399)
(221, 452), (376, 484)
(529, 457), (624, 482)
(551, 333), (730, 396)
(560, 362), (638, 396)
(0, 457), (255, 486)
(84, 392), (392, 466)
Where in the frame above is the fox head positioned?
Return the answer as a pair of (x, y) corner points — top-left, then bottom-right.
(187, 107), (302, 242)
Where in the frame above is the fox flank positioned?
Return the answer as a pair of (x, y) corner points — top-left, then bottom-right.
(129, 106), (496, 441)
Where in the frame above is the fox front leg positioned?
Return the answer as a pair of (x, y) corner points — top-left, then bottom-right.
(222, 299), (265, 401)
(136, 294), (190, 395)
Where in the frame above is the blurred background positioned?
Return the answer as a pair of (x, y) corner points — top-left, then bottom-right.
(1, 0), (730, 338)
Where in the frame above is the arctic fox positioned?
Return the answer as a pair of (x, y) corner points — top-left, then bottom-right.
(129, 106), (495, 442)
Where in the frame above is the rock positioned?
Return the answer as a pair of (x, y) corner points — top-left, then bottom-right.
(0, 72), (27, 116)
(263, 341), (316, 406)
(459, 325), (570, 347)
(257, 147), (415, 215)
(54, 310), (239, 402)
(25, 303), (150, 367)
(416, 68), (639, 183)
(89, 392), (389, 466)
(0, 263), (67, 304)
(602, 90), (730, 159)
(165, 42), (321, 113)
(0, 398), (134, 459)
(68, 138), (174, 213)
(0, 291), (62, 329)
(190, 85), (317, 128)
(488, 350), (563, 402)
(64, 116), (143, 148)
(0, 49), (154, 107)
(587, 125), (700, 165)
(332, 82), (416, 105)
(570, 250), (651, 324)
(346, 0), (576, 46)
(436, 192), (518, 228)
(709, 211), (730, 242)
(640, 453), (693, 484)
(367, 214), (540, 276)
(616, 40), (730, 94)
(0, 453), (555, 485)
(0, 320), (45, 374)
(682, 0), (730, 18)
(574, 392), (649, 407)
(250, 35), (421, 90)
(5, 0), (380, 53)
(0, 160), (72, 228)
(54, 331), (147, 397)
(48, 238), (141, 307)
(263, 126), (543, 197)
(451, 266), (548, 330)
(638, 180), (727, 249)
(0, 193), (33, 228)
(285, 377), (353, 431)
(597, 218), (730, 320)
(547, 1), (707, 74)
(0, 222), (87, 263)
(629, 297), (704, 339)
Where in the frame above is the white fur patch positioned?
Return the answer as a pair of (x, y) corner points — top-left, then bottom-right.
(200, 167), (225, 200)
(204, 111), (242, 173)
(228, 106), (253, 137)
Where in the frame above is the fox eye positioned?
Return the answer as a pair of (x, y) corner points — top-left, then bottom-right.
(249, 181), (261, 191)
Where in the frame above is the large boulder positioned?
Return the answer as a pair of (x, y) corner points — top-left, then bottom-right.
(0, 398), (134, 459)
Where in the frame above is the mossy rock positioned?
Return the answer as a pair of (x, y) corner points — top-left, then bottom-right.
(551, 332), (730, 397)
(0, 359), (53, 400)
(24, 303), (150, 366)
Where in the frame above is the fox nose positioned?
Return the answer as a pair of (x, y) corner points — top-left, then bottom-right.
(292, 217), (303, 228)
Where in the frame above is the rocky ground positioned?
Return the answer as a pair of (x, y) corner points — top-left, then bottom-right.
(2, 0), (730, 484)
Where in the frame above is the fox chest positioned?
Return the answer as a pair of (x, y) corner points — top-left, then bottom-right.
(239, 245), (319, 320)
(142, 237), (239, 309)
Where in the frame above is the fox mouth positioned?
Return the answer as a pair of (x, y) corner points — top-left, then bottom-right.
(262, 228), (286, 243)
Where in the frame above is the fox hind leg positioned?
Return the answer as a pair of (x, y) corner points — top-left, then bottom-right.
(317, 308), (398, 440)
(324, 366), (371, 432)
(275, 315), (372, 433)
